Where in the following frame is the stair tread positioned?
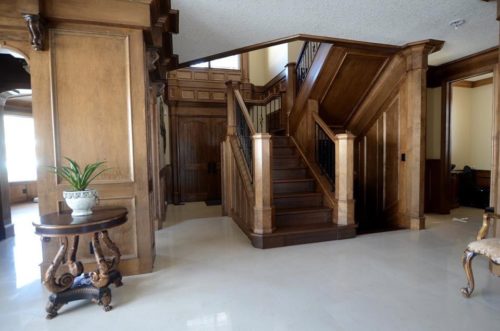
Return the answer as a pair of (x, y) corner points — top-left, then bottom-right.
(273, 223), (354, 234)
(274, 192), (322, 198)
(273, 154), (300, 159)
(275, 206), (331, 215)
(273, 178), (314, 183)
(273, 164), (307, 170)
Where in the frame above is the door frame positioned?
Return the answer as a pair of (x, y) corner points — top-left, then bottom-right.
(427, 47), (498, 214)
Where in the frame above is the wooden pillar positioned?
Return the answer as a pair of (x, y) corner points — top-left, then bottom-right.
(221, 139), (233, 216)
(491, 1), (500, 275)
(285, 62), (297, 136)
(252, 133), (274, 234)
(241, 53), (250, 84)
(0, 96), (13, 239)
(307, 99), (319, 159)
(225, 80), (240, 136)
(334, 133), (355, 225)
(404, 44), (431, 230)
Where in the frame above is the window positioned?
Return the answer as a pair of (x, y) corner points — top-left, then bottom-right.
(191, 55), (240, 70)
(3, 115), (37, 182)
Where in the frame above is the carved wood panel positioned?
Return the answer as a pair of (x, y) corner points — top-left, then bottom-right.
(32, 24), (152, 275)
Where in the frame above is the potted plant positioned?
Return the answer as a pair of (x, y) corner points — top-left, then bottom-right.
(49, 158), (108, 216)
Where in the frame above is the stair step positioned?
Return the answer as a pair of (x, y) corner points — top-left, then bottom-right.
(273, 156), (303, 167)
(275, 207), (331, 227)
(273, 192), (323, 208)
(273, 178), (315, 194)
(272, 136), (291, 147)
(249, 223), (357, 249)
(273, 167), (308, 180)
(273, 146), (296, 156)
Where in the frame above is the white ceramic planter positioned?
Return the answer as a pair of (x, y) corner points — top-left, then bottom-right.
(63, 189), (98, 216)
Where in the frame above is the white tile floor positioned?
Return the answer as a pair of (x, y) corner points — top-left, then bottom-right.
(0, 202), (499, 331)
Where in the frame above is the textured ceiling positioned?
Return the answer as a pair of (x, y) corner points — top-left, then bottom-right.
(172, 0), (497, 66)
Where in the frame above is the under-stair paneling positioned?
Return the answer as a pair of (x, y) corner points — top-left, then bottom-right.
(356, 90), (408, 231)
(31, 23), (153, 275)
(319, 51), (390, 127)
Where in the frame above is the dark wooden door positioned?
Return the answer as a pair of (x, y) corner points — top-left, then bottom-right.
(178, 116), (226, 202)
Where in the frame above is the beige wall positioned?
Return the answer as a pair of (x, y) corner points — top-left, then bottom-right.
(267, 43), (288, 81)
(450, 84), (493, 170)
(249, 48), (269, 86)
(426, 87), (441, 159)
(248, 41), (304, 86)
(288, 40), (304, 63)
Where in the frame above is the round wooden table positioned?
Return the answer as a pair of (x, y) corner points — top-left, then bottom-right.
(33, 207), (128, 319)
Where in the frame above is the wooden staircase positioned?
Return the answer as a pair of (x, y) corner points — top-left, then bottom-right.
(248, 135), (355, 248)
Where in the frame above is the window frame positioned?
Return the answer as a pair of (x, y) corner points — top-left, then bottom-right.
(190, 54), (242, 71)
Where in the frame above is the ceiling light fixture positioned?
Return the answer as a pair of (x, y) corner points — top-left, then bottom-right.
(449, 19), (466, 30)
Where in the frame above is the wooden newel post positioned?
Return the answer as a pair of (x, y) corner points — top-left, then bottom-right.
(285, 62), (297, 135)
(334, 133), (355, 226)
(252, 133), (274, 234)
(226, 80), (240, 136)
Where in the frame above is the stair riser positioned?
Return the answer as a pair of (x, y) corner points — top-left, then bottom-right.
(272, 138), (291, 147)
(273, 147), (296, 156)
(273, 158), (302, 167)
(273, 168), (308, 180)
(274, 195), (323, 208)
(276, 210), (331, 227)
(273, 181), (315, 194)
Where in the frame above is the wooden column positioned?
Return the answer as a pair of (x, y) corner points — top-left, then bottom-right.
(221, 139), (233, 216)
(241, 53), (250, 84)
(334, 133), (355, 225)
(285, 62), (297, 135)
(307, 99), (319, 159)
(491, 1), (500, 275)
(404, 44), (432, 230)
(0, 96), (13, 239)
(225, 80), (240, 136)
(252, 133), (274, 234)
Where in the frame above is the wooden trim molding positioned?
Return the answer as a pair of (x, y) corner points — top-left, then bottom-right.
(428, 47), (498, 87)
(174, 34), (440, 70)
(452, 77), (493, 88)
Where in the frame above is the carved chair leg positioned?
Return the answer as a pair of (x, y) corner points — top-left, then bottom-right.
(461, 249), (477, 298)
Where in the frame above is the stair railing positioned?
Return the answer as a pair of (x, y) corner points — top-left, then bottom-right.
(223, 81), (274, 236)
(296, 41), (321, 92)
(235, 89), (256, 176)
(314, 115), (336, 191)
(246, 94), (283, 133)
(311, 106), (355, 226)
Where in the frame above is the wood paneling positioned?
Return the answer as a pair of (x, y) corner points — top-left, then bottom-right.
(42, 0), (151, 29)
(356, 93), (406, 230)
(51, 29), (133, 183)
(9, 181), (37, 204)
(320, 52), (389, 126)
(32, 24), (153, 275)
(428, 47), (498, 87)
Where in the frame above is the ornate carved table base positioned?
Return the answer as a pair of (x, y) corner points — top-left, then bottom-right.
(43, 231), (122, 319)
(46, 271), (121, 319)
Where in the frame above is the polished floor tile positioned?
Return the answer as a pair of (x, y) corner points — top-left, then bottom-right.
(0, 203), (499, 331)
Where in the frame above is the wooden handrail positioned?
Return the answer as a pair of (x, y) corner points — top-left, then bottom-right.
(312, 112), (336, 143)
(245, 93), (282, 105)
(234, 89), (257, 135)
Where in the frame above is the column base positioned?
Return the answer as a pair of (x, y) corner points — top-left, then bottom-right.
(410, 216), (425, 230)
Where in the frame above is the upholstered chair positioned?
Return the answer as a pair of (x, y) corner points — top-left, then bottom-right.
(461, 208), (500, 297)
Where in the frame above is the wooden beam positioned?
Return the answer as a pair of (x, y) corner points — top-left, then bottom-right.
(428, 47), (498, 87)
